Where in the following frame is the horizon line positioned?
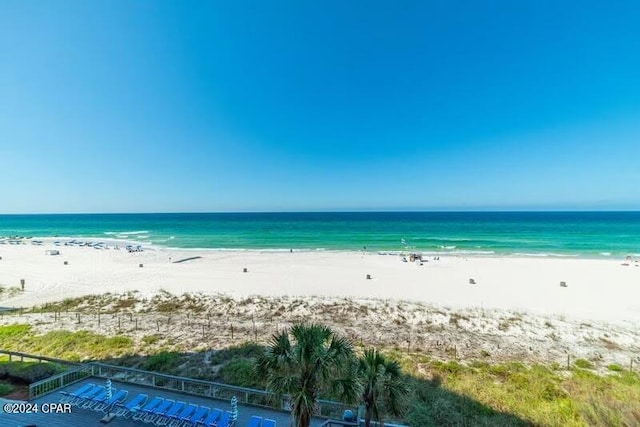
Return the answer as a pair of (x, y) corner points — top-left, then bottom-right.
(1, 209), (639, 216)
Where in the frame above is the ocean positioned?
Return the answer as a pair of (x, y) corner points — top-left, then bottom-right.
(0, 212), (638, 258)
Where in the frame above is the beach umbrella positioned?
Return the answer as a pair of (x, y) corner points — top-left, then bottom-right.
(230, 396), (238, 424)
(105, 378), (113, 402)
(103, 378), (114, 418)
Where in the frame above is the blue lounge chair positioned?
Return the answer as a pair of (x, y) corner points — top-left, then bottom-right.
(98, 389), (128, 412)
(68, 384), (98, 405)
(60, 383), (94, 403)
(144, 399), (175, 423)
(247, 416), (263, 427)
(74, 385), (104, 406)
(188, 406), (210, 426)
(216, 411), (232, 427)
(156, 401), (185, 426)
(262, 419), (276, 427)
(171, 403), (197, 426)
(114, 393), (147, 417)
(82, 388), (109, 409)
(198, 408), (221, 426)
(132, 397), (164, 421)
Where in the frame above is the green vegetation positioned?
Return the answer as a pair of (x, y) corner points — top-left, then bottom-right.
(142, 351), (181, 373)
(219, 359), (264, 389)
(0, 361), (63, 384)
(0, 324), (31, 338)
(208, 343), (264, 365)
(574, 359), (594, 370)
(141, 334), (162, 346)
(399, 354), (640, 427)
(0, 382), (14, 396)
(358, 348), (408, 427)
(0, 325), (132, 361)
(405, 375), (532, 426)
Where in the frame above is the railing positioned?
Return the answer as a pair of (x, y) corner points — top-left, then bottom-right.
(29, 364), (93, 399)
(87, 362), (356, 419)
(320, 420), (358, 427)
(88, 362), (275, 407)
(0, 349), (89, 399)
(315, 399), (356, 420)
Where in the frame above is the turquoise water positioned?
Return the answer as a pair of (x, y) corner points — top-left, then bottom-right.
(0, 212), (639, 258)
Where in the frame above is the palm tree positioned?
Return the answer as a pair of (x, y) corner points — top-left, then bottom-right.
(256, 323), (360, 427)
(358, 348), (409, 427)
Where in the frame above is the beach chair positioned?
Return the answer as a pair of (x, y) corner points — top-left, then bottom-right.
(114, 393), (147, 417)
(188, 406), (209, 426)
(73, 385), (104, 406)
(59, 383), (94, 403)
(97, 389), (128, 412)
(155, 401), (186, 426)
(82, 387), (109, 409)
(144, 399), (175, 423)
(262, 419), (276, 427)
(67, 384), (98, 405)
(216, 411), (232, 427)
(247, 415), (263, 427)
(84, 385), (107, 409)
(198, 408), (221, 426)
(171, 403), (197, 427)
(132, 396), (164, 421)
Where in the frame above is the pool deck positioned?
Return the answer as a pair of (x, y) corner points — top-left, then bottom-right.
(1, 377), (327, 427)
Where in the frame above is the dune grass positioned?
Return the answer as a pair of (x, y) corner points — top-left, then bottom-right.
(396, 354), (640, 426)
(0, 285), (21, 299)
(0, 325), (132, 361)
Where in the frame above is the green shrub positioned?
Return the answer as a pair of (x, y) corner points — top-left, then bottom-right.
(430, 360), (463, 375)
(406, 402), (437, 427)
(574, 359), (594, 370)
(208, 343), (264, 366)
(0, 382), (14, 396)
(142, 351), (180, 373)
(219, 359), (264, 388)
(0, 362), (59, 383)
(142, 334), (162, 346)
(470, 361), (490, 369)
(607, 364), (623, 372)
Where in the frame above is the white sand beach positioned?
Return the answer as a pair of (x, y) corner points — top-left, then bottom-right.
(1, 240), (639, 326)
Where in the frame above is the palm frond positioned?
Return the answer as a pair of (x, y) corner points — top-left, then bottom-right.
(358, 348), (409, 425)
(329, 360), (362, 404)
(260, 323), (357, 427)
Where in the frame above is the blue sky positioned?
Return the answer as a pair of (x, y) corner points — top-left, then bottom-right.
(1, 1), (639, 213)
